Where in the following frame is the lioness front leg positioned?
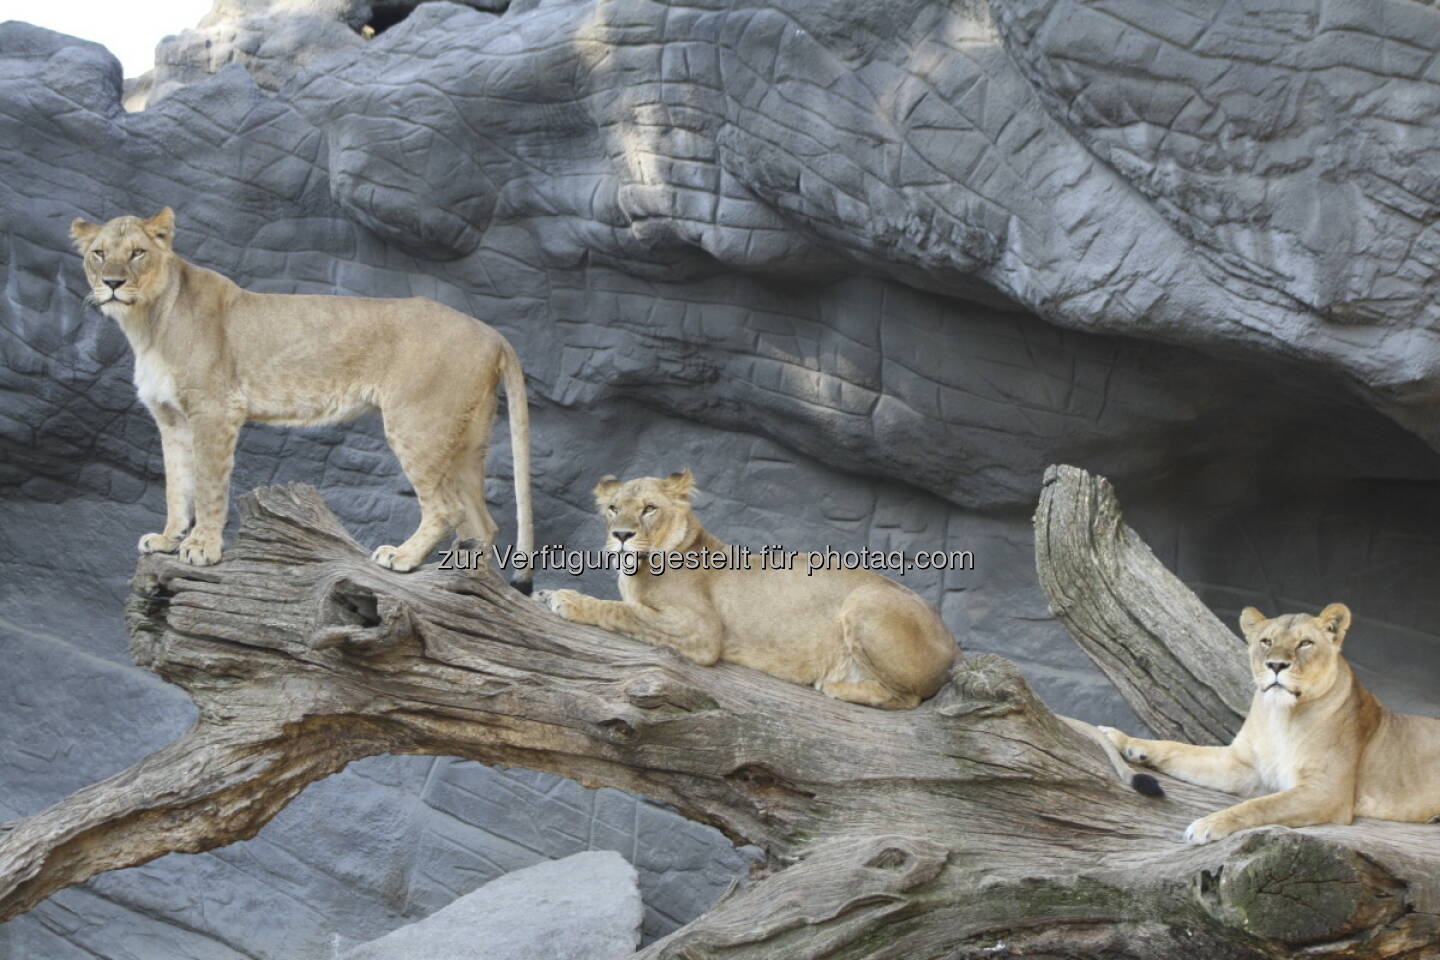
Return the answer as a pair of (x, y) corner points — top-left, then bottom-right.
(537, 590), (721, 664)
(177, 408), (242, 566)
(1185, 786), (1354, 845)
(138, 404), (194, 555)
(1098, 728), (1260, 794)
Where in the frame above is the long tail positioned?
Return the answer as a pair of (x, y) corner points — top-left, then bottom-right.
(499, 339), (534, 594)
(1059, 716), (1164, 798)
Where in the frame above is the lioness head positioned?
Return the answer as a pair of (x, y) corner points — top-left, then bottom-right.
(69, 209), (176, 318)
(592, 469), (697, 554)
(1238, 603), (1352, 707)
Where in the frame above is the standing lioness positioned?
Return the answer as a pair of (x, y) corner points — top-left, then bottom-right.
(71, 209), (533, 585)
(536, 470), (957, 708)
(1102, 604), (1440, 844)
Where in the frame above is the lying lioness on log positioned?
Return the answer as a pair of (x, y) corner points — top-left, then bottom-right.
(1102, 603), (1440, 843)
(535, 470), (956, 708)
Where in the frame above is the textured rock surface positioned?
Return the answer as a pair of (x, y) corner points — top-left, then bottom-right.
(3, 0), (1440, 957)
(339, 851), (642, 960)
(143, 0), (366, 108)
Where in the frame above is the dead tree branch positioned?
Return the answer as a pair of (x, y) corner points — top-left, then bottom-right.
(1, 480), (1435, 958)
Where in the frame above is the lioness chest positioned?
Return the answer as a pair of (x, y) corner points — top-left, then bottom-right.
(1246, 706), (1319, 793)
(132, 345), (180, 411)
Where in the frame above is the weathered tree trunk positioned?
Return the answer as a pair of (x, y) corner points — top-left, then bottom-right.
(2, 471), (1438, 958)
(1034, 464), (1253, 744)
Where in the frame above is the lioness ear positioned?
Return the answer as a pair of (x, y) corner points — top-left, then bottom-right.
(144, 207), (175, 249)
(1317, 603), (1352, 644)
(662, 468), (695, 499)
(70, 218), (100, 253)
(592, 475), (620, 506)
(1238, 606), (1267, 636)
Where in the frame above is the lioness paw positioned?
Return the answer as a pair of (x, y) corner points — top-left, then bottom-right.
(535, 588), (580, 618)
(138, 532), (181, 555)
(178, 534), (222, 566)
(1184, 813), (1235, 846)
(1097, 726), (1155, 765)
(371, 545), (419, 572)
(1116, 738), (1151, 765)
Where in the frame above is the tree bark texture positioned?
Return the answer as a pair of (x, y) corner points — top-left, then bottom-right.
(1034, 464), (1252, 744)
(1, 475), (1437, 958)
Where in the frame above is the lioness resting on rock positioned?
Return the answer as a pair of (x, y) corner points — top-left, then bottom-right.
(71, 209), (533, 585)
(1101, 603), (1440, 844)
(536, 470), (957, 708)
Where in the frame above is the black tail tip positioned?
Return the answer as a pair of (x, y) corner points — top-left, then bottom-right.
(1132, 773), (1164, 798)
(510, 577), (533, 596)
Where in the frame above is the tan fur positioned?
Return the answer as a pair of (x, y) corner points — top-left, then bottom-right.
(70, 209), (534, 579)
(1101, 603), (1440, 844)
(534, 470), (957, 709)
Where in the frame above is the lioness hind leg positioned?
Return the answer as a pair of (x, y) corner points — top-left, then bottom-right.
(455, 474), (498, 547)
(820, 676), (919, 709)
(816, 636), (903, 708)
(374, 408), (468, 572)
(451, 421), (499, 549)
(821, 586), (955, 708)
(374, 484), (461, 572)
(818, 591), (953, 709)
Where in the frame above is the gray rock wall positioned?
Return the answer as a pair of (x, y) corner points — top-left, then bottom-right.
(4, 1), (1440, 957)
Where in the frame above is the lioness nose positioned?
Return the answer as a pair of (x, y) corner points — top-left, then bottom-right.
(613, 530), (635, 544)
(104, 279), (124, 290)
(1265, 660), (1290, 674)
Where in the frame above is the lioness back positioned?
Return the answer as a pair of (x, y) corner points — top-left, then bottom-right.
(220, 290), (510, 426)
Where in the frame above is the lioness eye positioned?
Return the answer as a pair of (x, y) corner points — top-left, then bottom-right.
(91, 250), (103, 260)
(1298, 640), (1313, 649)
(131, 249), (146, 259)
(606, 505), (617, 514)
(1259, 637), (1271, 647)
(642, 504), (656, 514)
